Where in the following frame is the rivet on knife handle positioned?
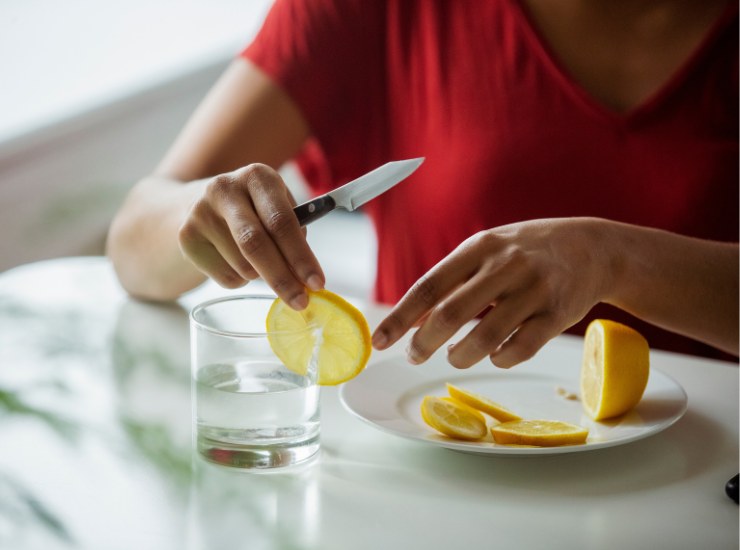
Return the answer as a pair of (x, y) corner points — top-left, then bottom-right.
(294, 195), (337, 227)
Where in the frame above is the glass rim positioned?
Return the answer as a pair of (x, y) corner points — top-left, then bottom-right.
(189, 294), (316, 338)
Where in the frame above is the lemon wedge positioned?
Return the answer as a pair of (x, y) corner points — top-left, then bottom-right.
(491, 419), (588, 447)
(421, 396), (488, 440)
(266, 289), (371, 386)
(580, 319), (650, 421)
(446, 383), (522, 422)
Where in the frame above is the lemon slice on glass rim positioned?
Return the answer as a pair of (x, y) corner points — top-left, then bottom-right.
(266, 289), (372, 386)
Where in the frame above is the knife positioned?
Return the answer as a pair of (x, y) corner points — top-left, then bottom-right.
(293, 157), (424, 226)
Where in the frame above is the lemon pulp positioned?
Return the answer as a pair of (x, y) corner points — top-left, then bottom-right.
(491, 419), (589, 446)
(266, 289), (371, 386)
(580, 319), (649, 420)
(446, 383), (522, 422)
(420, 396), (488, 441)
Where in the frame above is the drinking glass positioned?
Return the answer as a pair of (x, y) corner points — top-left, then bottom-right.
(190, 295), (320, 469)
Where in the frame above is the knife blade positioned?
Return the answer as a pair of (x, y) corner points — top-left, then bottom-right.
(293, 157), (424, 226)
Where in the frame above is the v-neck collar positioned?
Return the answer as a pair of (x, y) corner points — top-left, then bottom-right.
(510, 1), (739, 127)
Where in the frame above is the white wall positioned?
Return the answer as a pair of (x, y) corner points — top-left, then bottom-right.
(0, 62), (226, 270)
(0, 0), (376, 299)
(0, 0), (274, 272)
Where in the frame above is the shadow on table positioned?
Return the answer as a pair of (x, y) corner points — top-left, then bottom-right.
(361, 408), (723, 499)
(188, 456), (322, 550)
(0, 261), (198, 548)
(111, 298), (193, 482)
(0, 290), (108, 546)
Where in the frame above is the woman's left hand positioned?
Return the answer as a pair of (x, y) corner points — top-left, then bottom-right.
(371, 218), (614, 369)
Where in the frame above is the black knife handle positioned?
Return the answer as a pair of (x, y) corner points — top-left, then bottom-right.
(726, 474), (739, 504)
(293, 195), (336, 226)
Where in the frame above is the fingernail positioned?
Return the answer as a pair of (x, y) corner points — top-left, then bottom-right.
(289, 293), (308, 310)
(372, 330), (388, 349)
(406, 345), (421, 365)
(306, 274), (324, 291)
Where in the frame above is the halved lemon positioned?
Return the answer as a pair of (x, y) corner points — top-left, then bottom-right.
(420, 396), (488, 441)
(446, 383), (522, 422)
(580, 319), (650, 421)
(266, 289), (371, 386)
(491, 419), (588, 447)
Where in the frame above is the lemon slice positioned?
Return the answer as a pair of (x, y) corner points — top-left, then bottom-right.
(440, 397), (487, 424)
(446, 383), (522, 422)
(580, 319), (650, 421)
(420, 396), (488, 441)
(491, 419), (589, 447)
(266, 289), (371, 386)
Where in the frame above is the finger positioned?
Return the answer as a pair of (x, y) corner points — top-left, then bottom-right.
(372, 250), (480, 351)
(245, 165), (325, 291)
(203, 222), (261, 281)
(489, 314), (561, 369)
(228, 209), (311, 309)
(209, 165), (310, 309)
(179, 236), (248, 289)
(446, 290), (536, 369)
(180, 198), (259, 283)
(403, 271), (507, 365)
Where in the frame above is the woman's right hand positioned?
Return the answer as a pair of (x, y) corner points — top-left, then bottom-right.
(177, 163), (325, 310)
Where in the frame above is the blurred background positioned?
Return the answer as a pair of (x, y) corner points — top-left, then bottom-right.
(0, 0), (376, 299)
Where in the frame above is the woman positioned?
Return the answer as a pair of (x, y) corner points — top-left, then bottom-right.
(107, 0), (738, 367)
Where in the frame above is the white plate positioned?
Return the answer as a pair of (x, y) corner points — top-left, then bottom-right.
(339, 352), (688, 456)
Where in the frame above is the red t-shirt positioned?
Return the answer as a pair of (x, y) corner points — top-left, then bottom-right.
(243, 0), (739, 360)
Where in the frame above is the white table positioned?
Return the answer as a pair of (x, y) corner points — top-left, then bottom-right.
(0, 257), (737, 550)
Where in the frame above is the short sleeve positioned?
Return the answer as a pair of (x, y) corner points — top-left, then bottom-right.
(242, 0), (388, 192)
